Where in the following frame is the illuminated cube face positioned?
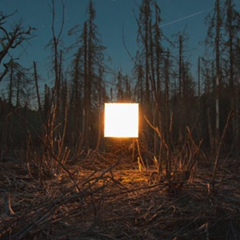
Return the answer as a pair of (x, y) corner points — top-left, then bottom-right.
(104, 103), (139, 138)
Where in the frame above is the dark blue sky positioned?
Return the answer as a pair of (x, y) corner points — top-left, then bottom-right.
(1, 0), (238, 82)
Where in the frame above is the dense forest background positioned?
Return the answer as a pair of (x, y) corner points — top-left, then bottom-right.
(0, 0), (240, 173)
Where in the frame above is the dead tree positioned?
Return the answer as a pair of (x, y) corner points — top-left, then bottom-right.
(225, 0), (240, 148)
(0, 11), (35, 82)
(205, 0), (224, 151)
(33, 61), (42, 113)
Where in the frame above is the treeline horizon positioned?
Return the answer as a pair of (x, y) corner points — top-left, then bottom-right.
(0, 0), (240, 165)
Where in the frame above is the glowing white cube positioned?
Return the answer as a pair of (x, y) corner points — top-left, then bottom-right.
(104, 103), (139, 138)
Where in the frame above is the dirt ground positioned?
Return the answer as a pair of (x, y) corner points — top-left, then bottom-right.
(0, 151), (240, 240)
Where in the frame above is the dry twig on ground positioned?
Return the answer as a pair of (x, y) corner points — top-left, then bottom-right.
(0, 152), (240, 240)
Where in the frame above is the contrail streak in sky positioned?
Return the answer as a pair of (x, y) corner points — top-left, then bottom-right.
(160, 10), (207, 28)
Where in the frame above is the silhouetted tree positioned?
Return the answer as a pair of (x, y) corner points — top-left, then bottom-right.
(224, 0), (240, 147)
(205, 0), (225, 149)
(204, 0), (240, 150)
(69, 0), (106, 149)
(0, 11), (35, 82)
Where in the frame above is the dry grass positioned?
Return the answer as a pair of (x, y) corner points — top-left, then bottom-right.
(0, 151), (240, 240)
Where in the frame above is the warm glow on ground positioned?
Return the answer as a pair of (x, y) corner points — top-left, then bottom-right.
(104, 103), (139, 138)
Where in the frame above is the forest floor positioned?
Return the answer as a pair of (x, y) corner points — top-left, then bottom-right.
(0, 150), (240, 240)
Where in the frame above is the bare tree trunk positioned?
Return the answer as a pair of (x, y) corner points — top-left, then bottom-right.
(197, 57), (201, 97)
(51, 0), (65, 126)
(178, 35), (184, 145)
(83, 22), (89, 149)
(8, 60), (13, 106)
(215, 0), (221, 149)
(95, 69), (104, 151)
(16, 72), (20, 107)
(226, 0), (238, 148)
(163, 50), (172, 177)
(179, 35), (183, 98)
(149, 15), (158, 156)
(207, 108), (214, 153)
(33, 61), (42, 113)
(215, 76), (220, 148)
(144, 10), (150, 107)
(164, 50), (171, 148)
